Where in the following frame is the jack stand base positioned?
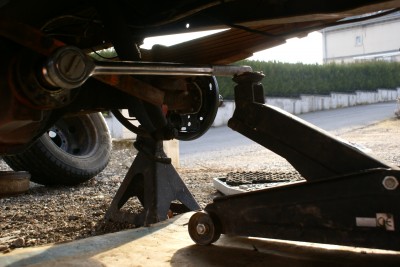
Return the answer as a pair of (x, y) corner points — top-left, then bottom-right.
(105, 136), (200, 226)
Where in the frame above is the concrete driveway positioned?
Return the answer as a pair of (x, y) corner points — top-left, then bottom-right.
(180, 101), (397, 156)
(1, 212), (400, 267)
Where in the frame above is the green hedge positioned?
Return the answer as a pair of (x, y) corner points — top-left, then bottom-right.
(217, 60), (400, 99)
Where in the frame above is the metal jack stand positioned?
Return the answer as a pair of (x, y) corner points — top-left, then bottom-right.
(188, 72), (400, 251)
(106, 135), (200, 226)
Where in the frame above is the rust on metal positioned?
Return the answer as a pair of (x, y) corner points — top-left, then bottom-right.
(96, 75), (200, 112)
(163, 88), (202, 113)
(0, 171), (30, 197)
(95, 75), (165, 106)
(0, 18), (65, 56)
(0, 19), (204, 112)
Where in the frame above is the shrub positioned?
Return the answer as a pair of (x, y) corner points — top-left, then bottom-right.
(217, 60), (400, 99)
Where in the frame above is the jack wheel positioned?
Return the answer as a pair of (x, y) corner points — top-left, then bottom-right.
(188, 211), (221, 245)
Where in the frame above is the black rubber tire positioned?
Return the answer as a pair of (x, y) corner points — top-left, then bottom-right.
(3, 113), (111, 186)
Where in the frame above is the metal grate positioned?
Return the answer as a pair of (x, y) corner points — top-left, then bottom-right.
(225, 171), (304, 186)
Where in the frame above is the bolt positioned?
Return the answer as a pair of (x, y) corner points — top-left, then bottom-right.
(196, 223), (208, 235)
(57, 50), (87, 81)
(382, 176), (399, 190)
(44, 46), (92, 89)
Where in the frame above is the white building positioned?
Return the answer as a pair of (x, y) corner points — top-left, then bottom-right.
(321, 12), (400, 64)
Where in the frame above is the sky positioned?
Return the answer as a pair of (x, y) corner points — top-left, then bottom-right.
(248, 31), (323, 64)
(141, 30), (323, 65)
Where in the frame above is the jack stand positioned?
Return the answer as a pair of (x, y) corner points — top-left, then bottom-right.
(106, 135), (200, 226)
(188, 72), (400, 251)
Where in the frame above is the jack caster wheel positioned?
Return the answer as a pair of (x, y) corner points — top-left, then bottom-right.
(188, 211), (221, 245)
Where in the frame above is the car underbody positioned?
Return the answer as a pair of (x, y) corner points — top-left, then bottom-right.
(1, 0), (400, 153)
(1, 0), (400, 251)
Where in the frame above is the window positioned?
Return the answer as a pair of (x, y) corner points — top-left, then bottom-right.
(355, 35), (363, 46)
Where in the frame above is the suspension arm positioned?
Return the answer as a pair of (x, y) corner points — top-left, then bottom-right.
(41, 46), (252, 89)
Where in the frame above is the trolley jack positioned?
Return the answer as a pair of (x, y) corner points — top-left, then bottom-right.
(188, 72), (400, 251)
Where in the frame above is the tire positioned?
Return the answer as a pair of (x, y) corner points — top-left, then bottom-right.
(3, 113), (111, 186)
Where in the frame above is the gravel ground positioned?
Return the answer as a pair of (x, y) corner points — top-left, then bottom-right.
(1, 118), (400, 253)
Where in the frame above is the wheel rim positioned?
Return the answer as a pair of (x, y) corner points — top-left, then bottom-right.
(46, 115), (96, 156)
(188, 211), (221, 245)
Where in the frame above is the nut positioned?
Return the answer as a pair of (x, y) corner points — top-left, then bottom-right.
(196, 223), (208, 235)
(382, 176), (399, 190)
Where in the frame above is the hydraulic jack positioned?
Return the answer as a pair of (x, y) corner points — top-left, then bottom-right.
(188, 72), (400, 251)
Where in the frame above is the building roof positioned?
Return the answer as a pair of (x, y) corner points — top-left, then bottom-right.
(321, 10), (400, 33)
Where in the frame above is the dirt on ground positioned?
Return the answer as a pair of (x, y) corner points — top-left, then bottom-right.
(1, 118), (400, 253)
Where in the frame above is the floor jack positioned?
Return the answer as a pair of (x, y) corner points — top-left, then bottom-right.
(188, 72), (400, 251)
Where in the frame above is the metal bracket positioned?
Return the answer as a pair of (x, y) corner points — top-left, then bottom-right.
(105, 135), (200, 226)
